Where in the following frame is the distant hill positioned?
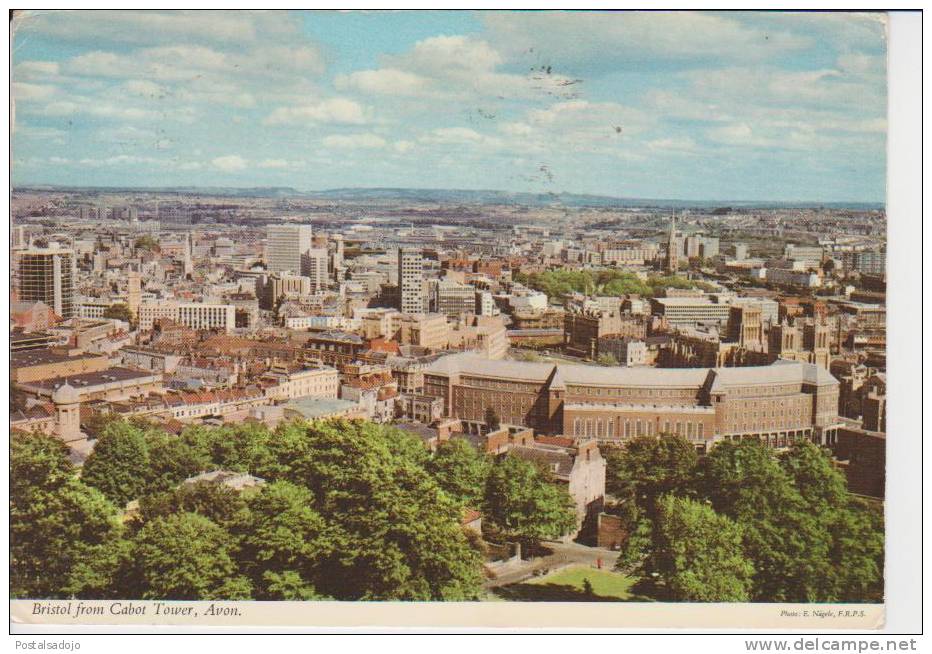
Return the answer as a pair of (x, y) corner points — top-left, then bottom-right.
(15, 185), (302, 198)
(13, 184), (884, 210)
(307, 187), (883, 210)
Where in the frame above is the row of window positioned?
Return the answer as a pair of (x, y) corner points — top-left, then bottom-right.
(567, 386), (694, 399)
(572, 417), (706, 440)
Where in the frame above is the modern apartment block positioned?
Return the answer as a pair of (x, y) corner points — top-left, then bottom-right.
(18, 245), (76, 320)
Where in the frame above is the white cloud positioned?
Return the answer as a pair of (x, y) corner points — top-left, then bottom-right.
(39, 101), (79, 116)
(264, 98), (369, 126)
(484, 11), (812, 69)
(14, 10), (299, 47)
(393, 140), (415, 154)
(499, 122), (533, 137)
(211, 155), (247, 171)
(123, 79), (164, 97)
(647, 137), (698, 153)
(75, 154), (167, 167)
(13, 82), (56, 101)
(343, 33), (582, 103)
(335, 68), (430, 96)
(13, 122), (67, 142)
(420, 127), (483, 144)
(257, 159), (292, 169)
(14, 60), (60, 79)
(391, 35), (503, 75)
(323, 133), (387, 149)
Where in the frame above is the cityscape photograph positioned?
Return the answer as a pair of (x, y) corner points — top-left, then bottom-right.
(10, 9), (888, 616)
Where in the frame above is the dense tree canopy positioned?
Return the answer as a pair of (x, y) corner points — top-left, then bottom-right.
(11, 432), (126, 599)
(483, 455), (577, 548)
(695, 440), (835, 602)
(128, 512), (250, 600)
(13, 419), (489, 601)
(80, 421), (152, 507)
(426, 439), (490, 508)
(611, 436), (884, 603)
(102, 303), (134, 323)
(642, 495), (754, 602)
(13, 418), (884, 604)
(514, 268), (714, 301)
(605, 435), (698, 515)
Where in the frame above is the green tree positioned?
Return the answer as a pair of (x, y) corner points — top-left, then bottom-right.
(696, 440), (834, 602)
(828, 498), (884, 602)
(641, 495), (753, 602)
(483, 455), (577, 548)
(138, 481), (249, 531)
(233, 481), (331, 599)
(781, 441), (884, 602)
(278, 420), (485, 601)
(143, 431), (211, 495)
(596, 352), (619, 366)
(426, 439), (490, 508)
(129, 512), (250, 600)
(81, 421), (151, 507)
(11, 432), (127, 598)
(607, 435), (698, 515)
(103, 303), (134, 323)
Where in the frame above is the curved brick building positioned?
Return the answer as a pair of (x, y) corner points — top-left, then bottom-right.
(423, 353), (841, 451)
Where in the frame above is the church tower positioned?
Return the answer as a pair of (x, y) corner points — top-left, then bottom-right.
(183, 232), (193, 278)
(666, 212), (679, 273)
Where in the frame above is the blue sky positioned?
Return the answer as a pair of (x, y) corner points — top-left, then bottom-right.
(12, 10), (887, 202)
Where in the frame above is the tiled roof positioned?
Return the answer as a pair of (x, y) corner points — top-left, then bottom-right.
(510, 444), (574, 479)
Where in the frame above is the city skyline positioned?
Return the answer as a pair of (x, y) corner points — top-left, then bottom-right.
(12, 10), (887, 203)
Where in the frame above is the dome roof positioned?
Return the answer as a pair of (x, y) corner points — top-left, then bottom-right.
(52, 382), (80, 404)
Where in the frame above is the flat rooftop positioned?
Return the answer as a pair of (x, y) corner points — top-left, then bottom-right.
(12, 349), (106, 368)
(21, 367), (162, 392)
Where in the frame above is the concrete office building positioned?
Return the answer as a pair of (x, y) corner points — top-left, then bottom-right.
(138, 301), (236, 333)
(266, 224), (314, 274)
(431, 279), (475, 318)
(301, 248), (329, 291)
(398, 247), (425, 314)
(650, 297), (733, 326)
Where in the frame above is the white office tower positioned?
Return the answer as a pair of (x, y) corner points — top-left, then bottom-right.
(301, 248), (329, 291)
(398, 247), (425, 314)
(266, 224), (313, 274)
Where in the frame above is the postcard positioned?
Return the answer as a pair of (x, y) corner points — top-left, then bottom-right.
(9, 9), (896, 633)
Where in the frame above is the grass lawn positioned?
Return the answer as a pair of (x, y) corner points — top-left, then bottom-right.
(491, 565), (646, 602)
